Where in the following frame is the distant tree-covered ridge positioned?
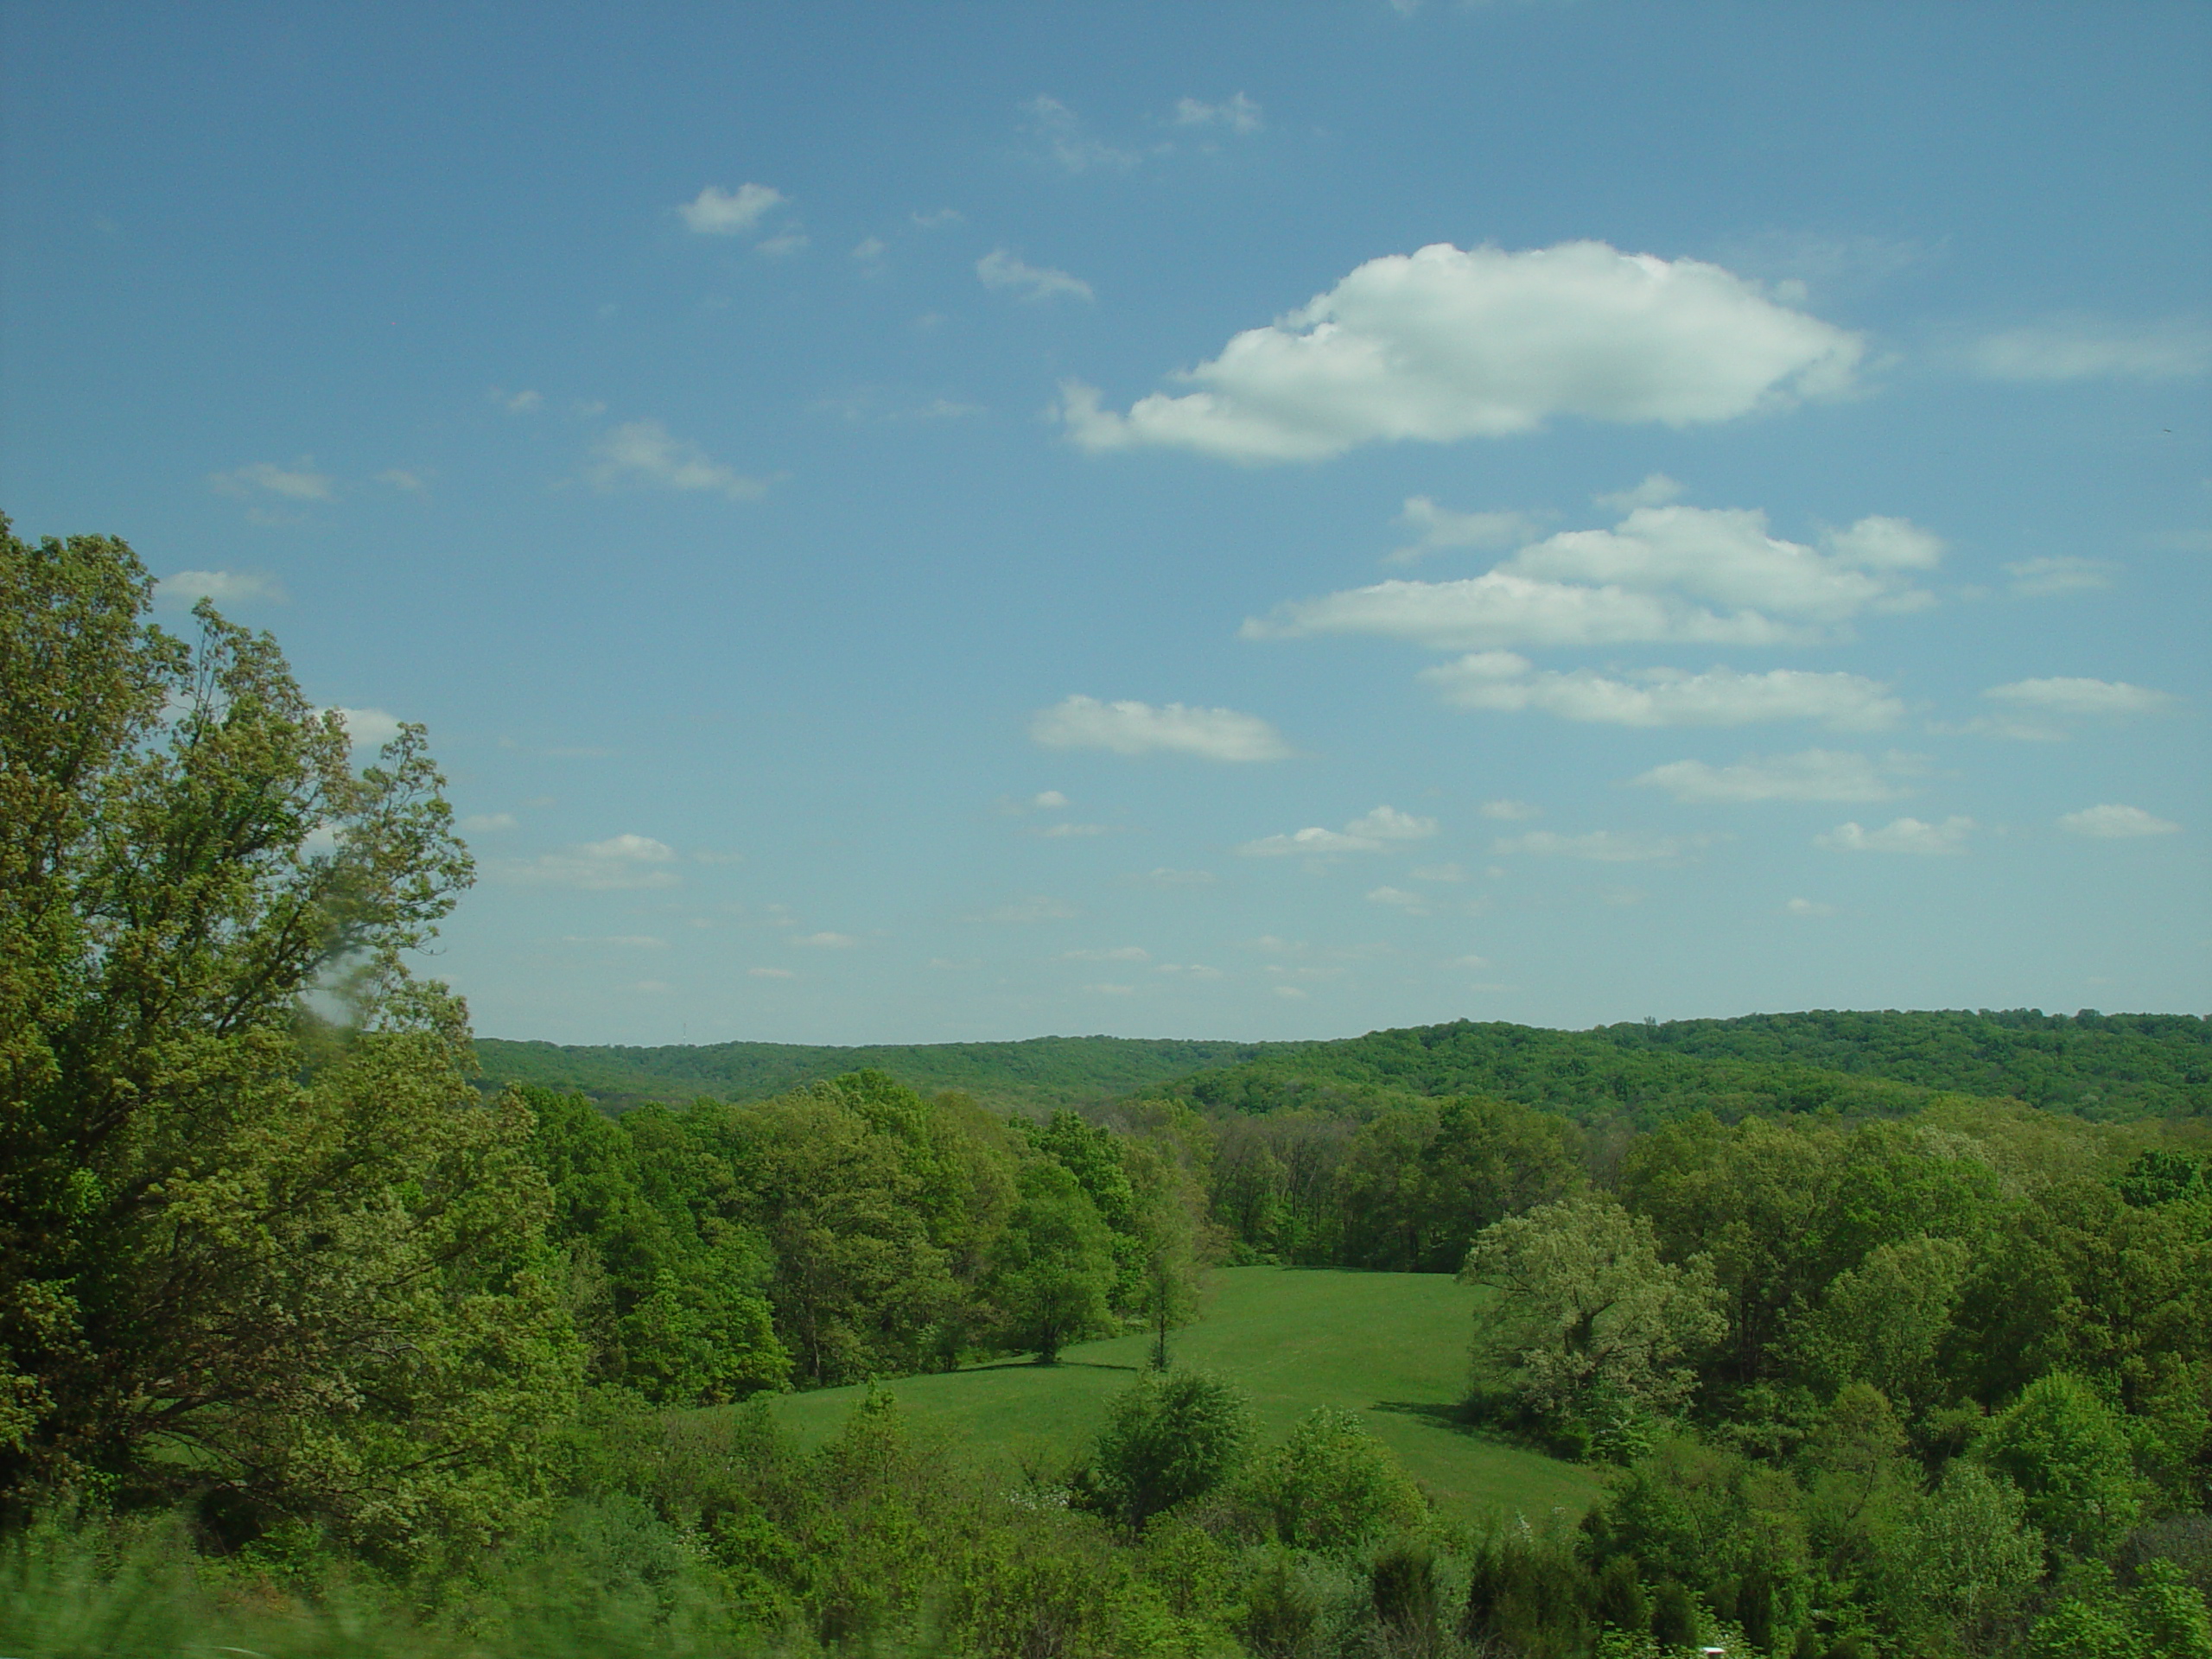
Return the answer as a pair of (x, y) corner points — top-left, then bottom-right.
(484, 1008), (2210, 1124)
(1160, 1009), (2210, 1123)
(473, 1033), (1302, 1115)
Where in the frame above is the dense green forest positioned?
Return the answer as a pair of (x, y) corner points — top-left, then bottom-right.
(474, 1033), (1299, 1116)
(5, 522), (2210, 1656)
(479, 1007), (2210, 1123)
(1157, 1010), (2211, 1125)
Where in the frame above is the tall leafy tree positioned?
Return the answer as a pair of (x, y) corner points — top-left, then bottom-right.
(0, 521), (579, 1558)
(1461, 1194), (1724, 1427)
(985, 1162), (1115, 1363)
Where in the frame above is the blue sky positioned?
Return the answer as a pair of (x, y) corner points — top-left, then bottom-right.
(4, 1), (2206, 1044)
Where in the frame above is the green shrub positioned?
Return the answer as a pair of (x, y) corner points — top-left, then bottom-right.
(1071, 1370), (1255, 1534)
(1243, 1407), (1425, 1553)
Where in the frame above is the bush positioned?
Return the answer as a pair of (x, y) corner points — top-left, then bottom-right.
(1460, 1519), (1593, 1658)
(1370, 1537), (1440, 1649)
(1244, 1407), (1426, 1553)
(1072, 1370), (1255, 1534)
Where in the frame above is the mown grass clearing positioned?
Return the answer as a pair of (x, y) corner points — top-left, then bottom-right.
(765, 1265), (1601, 1522)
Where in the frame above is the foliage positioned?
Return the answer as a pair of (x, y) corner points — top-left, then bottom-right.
(0, 521), (579, 1564)
(476, 1031), (1299, 1116)
(1243, 1408), (1424, 1554)
(1074, 1370), (1255, 1533)
(1462, 1195), (1724, 1429)
(1977, 1371), (2150, 1556)
(988, 1160), (1118, 1363)
(1162, 1009), (2212, 1124)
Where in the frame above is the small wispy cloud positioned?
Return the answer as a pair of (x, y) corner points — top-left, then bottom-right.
(1815, 817), (1974, 855)
(587, 420), (774, 499)
(494, 833), (683, 890)
(1022, 95), (1139, 173)
(1239, 805), (1439, 858)
(2006, 556), (2115, 598)
(749, 965), (798, 979)
(1387, 496), (1545, 565)
(1491, 829), (1724, 863)
(1632, 748), (1920, 804)
(790, 931), (858, 948)
(209, 460), (334, 502)
(1061, 945), (1150, 962)
(2057, 804), (2180, 839)
(461, 812), (518, 833)
(1967, 316), (2212, 382)
(977, 896), (1080, 924)
(1031, 696), (1290, 762)
(1592, 473), (1685, 513)
(1171, 93), (1262, 133)
(1366, 886), (1430, 916)
(678, 183), (786, 235)
(976, 249), (1094, 302)
(1951, 676), (2180, 739)
(158, 569), (286, 609)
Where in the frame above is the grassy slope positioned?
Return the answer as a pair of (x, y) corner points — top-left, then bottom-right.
(474, 1034), (1300, 1116)
(763, 1266), (1600, 1522)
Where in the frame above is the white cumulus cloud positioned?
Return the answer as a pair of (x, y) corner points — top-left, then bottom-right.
(1249, 505), (1939, 650)
(2058, 804), (2181, 839)
(678, 183), (785, 235)
(1422, 656), (1903, 731)
(1059, 240), (1863, 464)
(587, 420), (772, 499)
(1238, 805), (1437, 858)
(496, 833), (683, 890)
(1815, 817), (1974, 855)
(1967, 317), (2212, 382)
(1030, 696), (1291, 761)
(1632, 749), (1918, 804)
(976, 249), (1094, 302)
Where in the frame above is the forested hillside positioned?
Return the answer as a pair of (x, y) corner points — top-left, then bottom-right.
(1158, 1009), (2212, 1124)
(474, 1033), (1299, 1115)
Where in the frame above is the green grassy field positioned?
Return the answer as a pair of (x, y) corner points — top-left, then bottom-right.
(765, 1265), (1601, 1522)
